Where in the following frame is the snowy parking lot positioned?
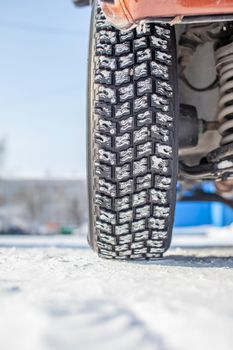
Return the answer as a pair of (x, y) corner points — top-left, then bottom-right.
(0, 229), (233, 350)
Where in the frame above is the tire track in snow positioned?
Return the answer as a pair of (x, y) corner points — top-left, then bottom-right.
(45, 299), (166, 350)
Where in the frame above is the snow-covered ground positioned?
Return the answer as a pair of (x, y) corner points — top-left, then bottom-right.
(0, 228), (233, 350)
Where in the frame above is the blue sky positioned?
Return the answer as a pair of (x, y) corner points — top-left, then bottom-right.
(0, 0), (91, 178)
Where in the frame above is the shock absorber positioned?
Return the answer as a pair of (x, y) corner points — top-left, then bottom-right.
(215, 33), (233, 145)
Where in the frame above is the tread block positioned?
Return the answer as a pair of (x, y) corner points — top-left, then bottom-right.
(133, 158), (148, 176)
(146, 252), (163, 259)
(119, 31), (134, 42)
(119, 209), (133, 223)
(137, 49), (152, 63)
(148, 217), (166, 230)
(137, 78), (152, 96)
(132, 219), (146, 232)
(134, 230), (149, 241)
(115, 243), (130, 252)
(95, 133), (111, 147)
(150, 61), (169, 80)
(115, 224), (130, 235)
(95, 102), (112, 118)
(119, 250), (132, 256)
(134, 127), (149, 143)
(98, 119), (116, 135)
(95, 162), (112, 179)
(98, 149), (116, 165)
(116, 164), (131, 180)
(154, 175), (171, 189)
(151, 231), (167, 240)
(115, 42), (131, 55)
(153, 205), (170, 218)
(115, 196), (130, 211)
(98, 179), (116, 197)
(151, 155), (169, 173)
(115, 102), (131, 118)
(97, 241), (113, 251)
(96, 19), (112, 31)
(137, 141), (152, 157)
(155, 51), (172, 65)
(95, 193), (112, 209)
(119, 179), (134, 195)
(98, 56), (117, 70)
(135, 205), (150, 219)
(133, 190), (147, 207)
(119, 234), (132, 244)
(134, 62), (148, 80)
(137, 110), (152, 126)
(149, 247), (165, 254)
(147, 240), (164, 248)
(136, 174), (152, 190)
(115, 133), (130, 150)
(150, 36), (168, 51)
(131, 241), (145, 249)
(156, 80), (173, 97)
(99, 249), (116, 258)
(154, 25), (171, 39)
(120, 148), (134, 163)
(156, 111), (173, 128)
(134, 247), (147, 254)
(115, 68), (131, 85)
(119, 84), (134, 102)
(99, 209), (116, 224)
(136, 23), (151, 37)
(130, 254), (145, 259)
(151, 94), (169, 112)
(96, 220), (112, 234)
(134, 96), (148, 112)
(151, 125), (169, 142)
(95, 69), (112, 84)
(150, 189), (168, 204)
(134, 37), (147, 50)
(156, 144), (172, 158)
(97, 30), (117, 44)
(119, 53), (134, 68)
(119, 117), (134, 132)
(97, 86), (116, 104)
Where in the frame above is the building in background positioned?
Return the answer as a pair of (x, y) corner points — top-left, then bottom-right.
(0, 178), (87, 235)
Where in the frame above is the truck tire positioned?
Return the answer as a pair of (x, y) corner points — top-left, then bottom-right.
(87, 2), (179, 260)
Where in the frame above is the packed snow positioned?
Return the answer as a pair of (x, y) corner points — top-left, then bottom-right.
(0, 227), (233, 350)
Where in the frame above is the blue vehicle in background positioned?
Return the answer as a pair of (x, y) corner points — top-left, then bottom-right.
(175, 182), (233, 227)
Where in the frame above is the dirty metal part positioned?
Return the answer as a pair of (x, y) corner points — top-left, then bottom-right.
(178, 105), (219, 150)
(100, 0), (233, 30)
(216, 179), (233, 193)
(179, 156), (233, 181)
(180, 143), (233, 181)
(207, 142), (233, 163)
(204, 121), (219, 131)
(179, 104), (199, 149)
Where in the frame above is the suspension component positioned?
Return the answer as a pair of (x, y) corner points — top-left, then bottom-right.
(178, 23), (221, 91)
(179, 104), (199, 149)
(178, 104), (217, 150)
(215, 40), (233, 145)
(178, 23), (233, 184)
